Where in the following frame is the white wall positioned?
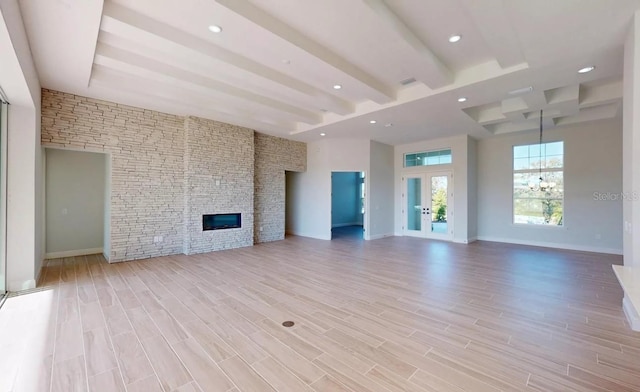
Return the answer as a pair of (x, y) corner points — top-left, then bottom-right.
(0, 0), (42, 290)
(623, 10), (640, 267)
(285, 171), (296, 235)
(368, 140), (395, 239)
(477, 118), (623, 254)
(331, 172), (360, 227)
(467, 136), (478, 240)
(103, 154), (111, 261)
(288, 138), (370, 240)
(394, 134), (473, 243)
(45, 148), (106, 256)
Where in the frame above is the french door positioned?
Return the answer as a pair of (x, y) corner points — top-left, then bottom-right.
(403, 172), (453, 240)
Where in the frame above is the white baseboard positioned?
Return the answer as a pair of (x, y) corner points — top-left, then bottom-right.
(8, 279), (36, 292)
(45, 247), (104, 259)
(366, 233), (395, 240)
(331, 222), (363, 228)
(453, 237), (478, 244)
(287, 231), (331, 241)
(475, 236), (622, 255)
(102, 251), (110, 262)
(623, 296), (640, 332)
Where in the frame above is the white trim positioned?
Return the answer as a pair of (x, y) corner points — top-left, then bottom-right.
(366, 233), (394, 240)
(0, 101), (7, 294)
(475, 236), (622, 255)
(8, 278), (36, 292)
(622, 296), (640, 332)
(288, 232), (331, 241)
(45, 247), (104, 259)
(0, 86), (9, 104)
(35, 262), (43, 286)
(453, 237), (478, 244)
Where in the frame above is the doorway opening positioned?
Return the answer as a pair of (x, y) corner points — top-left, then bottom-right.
(403, 171), (453, 240)
(44, 148), (109, 261)
(331, 171), (365, 240)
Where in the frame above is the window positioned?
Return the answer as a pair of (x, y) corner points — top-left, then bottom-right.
(513, 141), (564, 226)
(404, 149), (451, 167)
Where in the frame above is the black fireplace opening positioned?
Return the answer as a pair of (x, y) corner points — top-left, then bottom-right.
(203, 213), (241, 231)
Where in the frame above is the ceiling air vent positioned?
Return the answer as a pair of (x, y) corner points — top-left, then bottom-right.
(399, 77), (417, 86)
(508, 86), (534, 96)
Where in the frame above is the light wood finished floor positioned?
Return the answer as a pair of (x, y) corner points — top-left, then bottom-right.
(1, 235), (639, 392)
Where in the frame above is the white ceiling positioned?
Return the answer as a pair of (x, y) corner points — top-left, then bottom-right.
(18, 0), (640, 145)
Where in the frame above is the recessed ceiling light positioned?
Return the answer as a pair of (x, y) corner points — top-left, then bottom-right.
(333, 84), (342, 90)
(208, 25), (222, 33)
(320, 133), (326, 136)
(448, 35), (462, 43)
(457, 97), (467, 102)
(578, 66), (595, 74)
(370, 120), (377, 124)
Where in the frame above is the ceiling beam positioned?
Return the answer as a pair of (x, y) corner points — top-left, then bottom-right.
(459, 0), (525, 68)
(94, 42), (322, 125)
(101, 2), (353, 115)
(91, 64), (295, 132)
(362, 0), (452, 88)
(17, 0), (102, 92)
(214, 0), (396, 104)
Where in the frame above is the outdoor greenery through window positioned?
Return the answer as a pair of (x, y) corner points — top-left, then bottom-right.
(513, 141), (564, 226)
(405, 149), (452, 167)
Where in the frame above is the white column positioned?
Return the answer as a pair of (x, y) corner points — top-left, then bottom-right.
(623, 11), (640, 267)
(0, 0), (43, 291)
(617, 10), (640, 331)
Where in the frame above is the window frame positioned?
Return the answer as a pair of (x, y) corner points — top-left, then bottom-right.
(512, 140), (565, 227)
(404, 148), (452, 168)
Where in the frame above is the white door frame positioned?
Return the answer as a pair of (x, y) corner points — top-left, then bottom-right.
(402, 171), (453, 240)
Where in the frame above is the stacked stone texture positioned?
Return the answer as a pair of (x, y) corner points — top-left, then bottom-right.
(254, 133), (306, 243)
(41, 89), (184, 262)
(184, 116), (254, 254)
(41, 89), (307, 262)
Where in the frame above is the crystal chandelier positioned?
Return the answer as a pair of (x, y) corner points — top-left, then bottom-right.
(528, 110), (556, 192)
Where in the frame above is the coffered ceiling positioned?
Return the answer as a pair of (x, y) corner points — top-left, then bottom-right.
(18, 0), (640, 145)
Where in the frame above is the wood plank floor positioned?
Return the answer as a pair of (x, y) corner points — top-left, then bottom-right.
(1, 235), (639, 392)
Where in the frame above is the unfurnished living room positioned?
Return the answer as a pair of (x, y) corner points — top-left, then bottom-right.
(1, 0), (640, 391)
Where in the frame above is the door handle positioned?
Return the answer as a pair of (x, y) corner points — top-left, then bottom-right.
(423, 208), (430, 215)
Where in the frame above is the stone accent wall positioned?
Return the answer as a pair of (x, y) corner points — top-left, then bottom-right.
(254, 133), (306, 243)
(184, 117), (254, 254)
(41, 89), (307, 262)
(41, 89), (184, 262)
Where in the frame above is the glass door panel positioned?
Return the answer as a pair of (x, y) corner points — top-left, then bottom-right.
(405, 176), (422, 235)
(403, 172), (452, 240)
(430, 175), (448, 235)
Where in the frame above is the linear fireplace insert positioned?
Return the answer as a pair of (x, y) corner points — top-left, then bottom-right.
(203, 213), (241, 231)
